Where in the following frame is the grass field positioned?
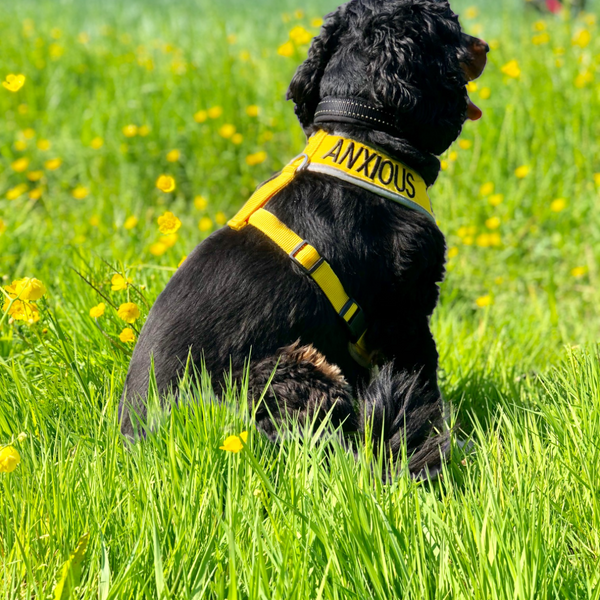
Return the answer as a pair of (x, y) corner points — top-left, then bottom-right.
(2, 0), (600, 597)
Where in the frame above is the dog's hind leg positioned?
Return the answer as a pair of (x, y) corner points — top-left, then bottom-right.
(244, 342), (359, 442)
(359, 363), (449, 480)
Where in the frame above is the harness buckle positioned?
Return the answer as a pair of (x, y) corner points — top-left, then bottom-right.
(292, 152), (310, 172)
(289, 240), (324, 274)
(339, 299), (367, 343)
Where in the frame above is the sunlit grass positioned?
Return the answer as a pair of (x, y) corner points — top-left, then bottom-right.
(1, 0), (600, 597)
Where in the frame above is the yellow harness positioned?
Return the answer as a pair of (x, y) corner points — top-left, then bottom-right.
(227, 130), (434, 368)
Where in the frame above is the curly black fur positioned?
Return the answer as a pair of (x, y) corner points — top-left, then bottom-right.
(119, 0), (487, 479)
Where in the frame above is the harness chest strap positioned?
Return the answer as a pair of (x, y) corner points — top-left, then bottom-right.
(226, 130), (434, 367)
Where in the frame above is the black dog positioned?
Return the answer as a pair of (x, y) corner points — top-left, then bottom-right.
(120, 0), (488, 478)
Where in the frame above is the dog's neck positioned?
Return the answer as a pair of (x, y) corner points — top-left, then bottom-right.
(306, 97), (442, 187)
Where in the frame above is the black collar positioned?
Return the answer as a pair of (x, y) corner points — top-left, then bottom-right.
(314, 97), (400, 137)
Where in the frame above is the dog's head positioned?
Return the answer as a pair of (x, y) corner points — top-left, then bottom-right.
(287, 0), (488, 156)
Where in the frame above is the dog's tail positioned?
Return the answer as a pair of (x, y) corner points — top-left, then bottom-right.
(358, 364), (449, 480)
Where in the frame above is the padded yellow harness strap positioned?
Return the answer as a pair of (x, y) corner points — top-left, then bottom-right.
(248, 208), (366, 343)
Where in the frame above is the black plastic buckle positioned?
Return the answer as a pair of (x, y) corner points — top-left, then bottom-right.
(289, 241), (324, 274)
(339, 299), (367, 343)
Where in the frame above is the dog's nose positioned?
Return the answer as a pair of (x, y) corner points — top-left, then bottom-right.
(471, 38), (490, 54)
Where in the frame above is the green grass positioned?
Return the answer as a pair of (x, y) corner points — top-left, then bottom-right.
(2, 0), (600, 597)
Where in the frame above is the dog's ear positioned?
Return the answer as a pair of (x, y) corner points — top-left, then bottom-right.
(286, 8), (345, 130)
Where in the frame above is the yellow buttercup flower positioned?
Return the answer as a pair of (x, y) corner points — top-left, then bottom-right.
(501, 60), (521, 79)
(294, 9), (304, 19)
(44, 158), (62, 170)
(574, 71), (593, 89)
(117, 302), (140, 324)
(156, 175), (176, 193)
(89, 303), (105, 318)
(2, 299), (40, 323)
(198, 216), (213, 232)
(475, 295), (492, 308)
(37, 139), (51, 150)
(533, 20), (546, 32)
(550, 198), (566, 212)
(138, 125), (151, 136)
(89, 215), (100, 227)
(0, 219), (6, 235)
(479, 87), (491, 100)
(532, 33), (550, 45)
(219, 124), (236, 139)
(245, 151), (267, 166)
(447, 246), (459, 259)
(14, 140), (27, 151)
(27, 171), (43, 182)
(215, 211), (227, 226)
(246, 105), (259, 117)
(6, 184), (28, 200)
(227, 33), (237, 44)
(458, 139), (472, 150)
(572, 29), (590, 48)
(464, 6), (478, 19)
(90, 137), (104, 149)
(7, 277), (47, 301)
(208, 106), (223, 119)
(150, 242), (168, 256)
(278, 41), (294, 57)
(231, 133), (243, 145)
(489, 233), (502, 247)
(594, 173), (600, 186)
(29, 188), (42, 200)
(514, 165), (530, 179)
(220, 431), (248, 453)
(289, 26), (312, 45)
(124, 215), (138, 229)
(122, 124), (138, 137)
(72, 186), (89, 200)
(479, 182), (494, 196)
(119, 327), (136, 343)
(440, 160), (448, 171)
(166, 149), (180, 162)
(476, 233), (491, 248)
(449, 151), (458, 162)
(239, 50), (251, 62)
(485, 216), (501, 230)
(2, 74), (25, 92)
(194, 110), (208, 123)
(260, 131), (273, 142)
(157, 211), (181, 234)
(0, 446), (21, 472)
(23, 128), (35, 139)
(111, 273), (131, 291)
(194, 195), (208, 210)
(571, 266), (587, 278)
(160, 233), (178, 248)
(11, 157), (29, 172)
(466, 81), (478, 93)
(488, 194), (503, 207)
(311, 17), (323, 28)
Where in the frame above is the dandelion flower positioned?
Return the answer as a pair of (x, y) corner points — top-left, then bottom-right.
(124, 215), (138, 229)
(466, 81), (478, 93)
(219, 431), (248, 453)
(440, 160), (448, 171)
(122, 124), (138, 137)
(246, 105), (260, 117)
(447, 246), (459, 259)
(89, 303), (105, 318)
(2, 74), (25, 92)
(27, 171), (43, 182)
(194, 195), (208, 210)
(489, 233), (502, 246)
(488, 194), (503, 206)
(198, 216), (213, 232)
(111, 273), (131, 291)
(208, 106), (223, 119)
(44, 158), (62, 170)
(475, 295), (492, 308)
(118, 302), (140, 324)
(119, 327), (136, 343)
(449, 151), (458, 162)
(11, 157), (29, 173)
(476, 233), (491, 247)
(231, 133), (243, 145)
(157, 211), (181, 234)
(571, 266), (587, 278)
(458, 139), (472, 150)
(72, 186), (89, 200)
(156, 175), (176, 193)
(219, 124), (236, 139)
(215, 211), (227, 226)
(29, 188), (42, 200)
(514, 165), (530, 179)
(501, 60), (521, 79)
(37, 139), (51, 150)
(278, 41), (294, 57)
(0, 446), (21, 472)
(311, 17), (323, 28)
(550, 198), (566, 212)
(6, 184), (29, 200)
(194, 110), (208, 123)
(90, 137), (104, 149)
(166, 149), (180, 162)
(245, 151), (267, 166)
(150, 242), (168, 256)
